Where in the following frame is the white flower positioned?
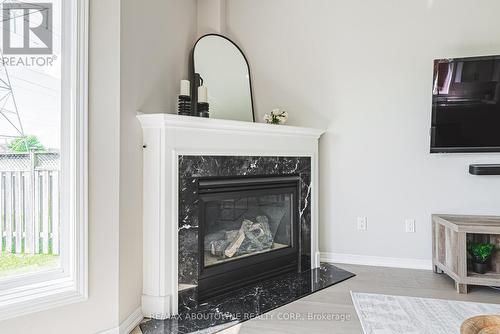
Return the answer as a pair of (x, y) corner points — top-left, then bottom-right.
(264, 108), (289, 125)
(279, 111), (289, 124)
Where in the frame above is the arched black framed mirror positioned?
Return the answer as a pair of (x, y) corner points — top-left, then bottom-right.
(190, 34), (255, 122)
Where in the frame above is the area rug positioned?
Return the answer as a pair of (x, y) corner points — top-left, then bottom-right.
(351, 292), (500, 334)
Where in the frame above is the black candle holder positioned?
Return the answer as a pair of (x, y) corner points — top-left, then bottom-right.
(177, 95), (191, 116)
(197, 102), (209, 118)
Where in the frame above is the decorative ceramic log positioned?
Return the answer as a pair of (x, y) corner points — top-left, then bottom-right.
(204, 231), (226, 250)
(210, 240), (228, 257)
(240, 216), (273, 254)
(224, 229), (245, 258)
(207, 216), (275, 259)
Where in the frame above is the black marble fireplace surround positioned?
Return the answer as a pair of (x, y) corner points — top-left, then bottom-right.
(178, 155), (313, 289)
(145, 156), (356, 334)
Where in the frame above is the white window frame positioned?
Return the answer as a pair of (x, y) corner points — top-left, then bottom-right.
(0, 0), (88, 321)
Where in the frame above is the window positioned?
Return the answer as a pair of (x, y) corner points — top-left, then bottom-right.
(0, 0), (87, 320)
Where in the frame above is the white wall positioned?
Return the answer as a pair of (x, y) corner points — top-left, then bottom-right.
(119, 0), (197, 324)
(0, 0), (122, 333)
(226, 0), (500, 262)
(197, 0), (226, 36)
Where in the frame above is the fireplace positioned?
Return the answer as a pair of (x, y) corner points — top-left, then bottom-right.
(138, 114), (324, 319)
(197, 175), (301, 299)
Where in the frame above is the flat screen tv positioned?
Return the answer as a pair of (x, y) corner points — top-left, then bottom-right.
(431, 55), (500, 153)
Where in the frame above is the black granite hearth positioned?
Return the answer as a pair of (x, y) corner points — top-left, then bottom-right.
(140, 263), (355, 334)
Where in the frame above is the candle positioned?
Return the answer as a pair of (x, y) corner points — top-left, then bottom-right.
(198, 85), (208, 103)
(180, 80), (190, 96)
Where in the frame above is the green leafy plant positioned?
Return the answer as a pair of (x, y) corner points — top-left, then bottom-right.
(8, 135), (45, 153)
(467, 242), (495, 264)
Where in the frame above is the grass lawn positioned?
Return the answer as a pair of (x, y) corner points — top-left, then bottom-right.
(0, 253), (60, 277)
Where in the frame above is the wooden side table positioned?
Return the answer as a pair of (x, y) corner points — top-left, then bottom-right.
(432, 214), (500, 294)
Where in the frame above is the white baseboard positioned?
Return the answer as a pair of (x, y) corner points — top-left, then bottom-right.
(321, 252), (433, 270)
(119, 307), (143, 334)
(98, 307), (143, 334)
(98, 326), (119, 334)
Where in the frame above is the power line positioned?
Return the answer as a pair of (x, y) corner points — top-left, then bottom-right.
(0, 0), (62, 141)
(0, 0), (26, 139)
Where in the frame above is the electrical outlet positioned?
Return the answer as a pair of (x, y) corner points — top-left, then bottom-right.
(405, 219), (416, 233)
(357, 217), (367, 231)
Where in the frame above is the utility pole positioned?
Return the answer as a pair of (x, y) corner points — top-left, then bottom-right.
(0, 0), (27, 150)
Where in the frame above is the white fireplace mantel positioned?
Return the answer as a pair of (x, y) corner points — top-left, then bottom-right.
(137, 113), (325, 319)
(137, 113), (324, 138)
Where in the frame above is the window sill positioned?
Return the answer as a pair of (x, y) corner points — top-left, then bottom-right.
(0, 275), (87, 321)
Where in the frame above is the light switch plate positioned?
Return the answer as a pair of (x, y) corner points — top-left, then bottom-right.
(405, 219), (416, 233)
(357, 217), (367, 231)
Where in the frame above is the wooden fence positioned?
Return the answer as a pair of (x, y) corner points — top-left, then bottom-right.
(0, 153), (60, 255)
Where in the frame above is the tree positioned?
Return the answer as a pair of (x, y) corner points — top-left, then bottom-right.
(8, 135), (45, 153)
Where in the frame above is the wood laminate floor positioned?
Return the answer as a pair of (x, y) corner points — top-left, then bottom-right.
(134, 264), (500, 334)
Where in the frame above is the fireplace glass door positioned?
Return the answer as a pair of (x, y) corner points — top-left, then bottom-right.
(203, 192), (293, 267)
(197, 176), (300, 299)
